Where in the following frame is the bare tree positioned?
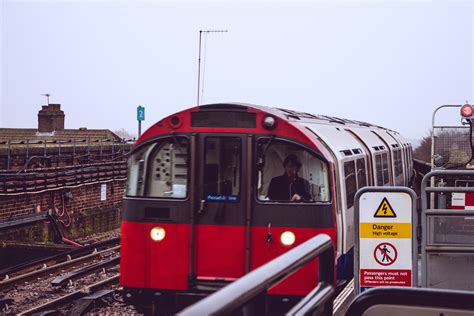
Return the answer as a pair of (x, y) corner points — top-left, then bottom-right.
(113, 128), (136, 140)
(414, 128), (473, 167)
(413, 131), (431, 163)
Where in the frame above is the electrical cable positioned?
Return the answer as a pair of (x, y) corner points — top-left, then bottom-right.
(0, 177), (126, 196)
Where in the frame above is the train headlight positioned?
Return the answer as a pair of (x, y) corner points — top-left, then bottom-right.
(262, 115), (277, 130)
(150, 226), (166, 241)
(280, 231), (296, 246)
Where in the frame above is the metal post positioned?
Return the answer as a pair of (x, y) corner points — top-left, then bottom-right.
(430, 104), (463, 208)
(6, 140), (10, 170)
(138, 121), (142, 138)
(72, 140), (76, 164)
(196, 29), (228, 106)
(197, 30), (202, 106)
(112, 141), (115, 160)
(99, 139), (103, 160)
(26, 140), (29, 165)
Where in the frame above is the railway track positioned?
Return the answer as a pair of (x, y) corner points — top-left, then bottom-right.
(17, 274), (120, 315)
(0, 237), (123, 314)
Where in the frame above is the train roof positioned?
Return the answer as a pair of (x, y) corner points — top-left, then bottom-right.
(208, 102), (400, 134)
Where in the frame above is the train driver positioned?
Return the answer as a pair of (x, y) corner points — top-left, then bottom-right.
(267, 154), (311, 202)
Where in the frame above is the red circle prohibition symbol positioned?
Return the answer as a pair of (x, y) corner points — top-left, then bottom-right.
(373, 242), (398, 266)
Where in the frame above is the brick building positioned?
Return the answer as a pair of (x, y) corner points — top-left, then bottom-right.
(0, 104), (134, 242)
(0, 104), (131, 171)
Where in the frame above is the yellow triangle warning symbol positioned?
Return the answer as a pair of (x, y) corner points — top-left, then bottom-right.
(373, 197), (397, 218)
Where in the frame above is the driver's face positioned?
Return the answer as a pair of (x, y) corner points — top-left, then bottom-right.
(285, 163), (299, 178)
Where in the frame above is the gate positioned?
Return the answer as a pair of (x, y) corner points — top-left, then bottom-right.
(421, 169), (474, 289)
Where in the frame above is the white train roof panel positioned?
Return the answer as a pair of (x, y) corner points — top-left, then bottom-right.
(347, 127), (386, 152)
(371, 128), (399, 148)
(304, 123), (363, 159)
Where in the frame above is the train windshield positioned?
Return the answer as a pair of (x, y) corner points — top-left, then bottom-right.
(126, 137), (189, 198)
(257, 138), (330, 203)
(203, 137), (241, 199)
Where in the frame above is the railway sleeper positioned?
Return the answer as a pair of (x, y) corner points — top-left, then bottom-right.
(0, 297), (14, 311)
(66, 289), (115, 316)
(51, 255), (120, 288)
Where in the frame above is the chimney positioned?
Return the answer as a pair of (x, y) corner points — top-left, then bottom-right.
(38, 104), (65, 132)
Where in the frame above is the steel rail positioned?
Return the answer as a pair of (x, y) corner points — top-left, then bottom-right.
(16, 274), (120, 315)
(0, 237), (120, 279)
(0, 245), (119, 291)
(51, 255), (120, 287)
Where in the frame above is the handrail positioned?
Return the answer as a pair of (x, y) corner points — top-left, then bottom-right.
(178, 234), (334, 316)
(346, 287), (474, 316)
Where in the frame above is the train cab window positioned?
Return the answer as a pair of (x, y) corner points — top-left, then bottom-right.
(204, 137), (241, 198)
(256, 138), (330, 203)
(126, 137), (189, 198)
(344, 161), (357, 208)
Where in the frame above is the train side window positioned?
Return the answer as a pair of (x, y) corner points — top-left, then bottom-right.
(375, 154), (383, 186)
(204, 137), (241, 198)
(126, 137), (189, 198)
(356, 158), (367, 188)
(382, 153), (390, 185)
(344, 161), (357, 208)
(256, 138), (330, 203)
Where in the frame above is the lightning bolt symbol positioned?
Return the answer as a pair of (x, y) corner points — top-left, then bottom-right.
(382, 203), (388, 214)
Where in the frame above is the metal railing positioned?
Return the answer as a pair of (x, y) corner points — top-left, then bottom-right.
(346, 287), (474, 315)
(178, 234), (335, 316)
(421, 170), (474, 289)
(0, 138), (134, 171)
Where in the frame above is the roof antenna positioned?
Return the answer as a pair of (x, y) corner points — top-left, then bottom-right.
(41, 93), (51, 105)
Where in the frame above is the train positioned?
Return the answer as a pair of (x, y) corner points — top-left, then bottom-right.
(120, 102), (414, 313)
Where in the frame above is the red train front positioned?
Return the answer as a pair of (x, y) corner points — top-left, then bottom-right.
(120, 102), (413, 313)
(120, 103), (337, 313)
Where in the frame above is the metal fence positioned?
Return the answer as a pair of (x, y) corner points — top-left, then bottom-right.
(431, 105), (471, 169)
(0, 138), (134, 171)
(421, 170), (474, 290)
(0, 161), (127, 194)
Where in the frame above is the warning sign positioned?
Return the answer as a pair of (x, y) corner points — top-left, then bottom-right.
(360, 269), (412, 287)
(373, 197), (397, 218)
(360, 223), (411, 238)
(355, 189), (417, 294)
(374, 242), (397, 266)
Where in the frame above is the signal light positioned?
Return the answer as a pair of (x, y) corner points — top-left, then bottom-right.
(461, 104), (473, 118)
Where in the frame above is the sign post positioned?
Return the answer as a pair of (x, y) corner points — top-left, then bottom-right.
(354, 187), (417, 294)
(137, 105), (145, 137)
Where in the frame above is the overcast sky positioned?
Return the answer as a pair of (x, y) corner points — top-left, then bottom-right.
(1, 0), (473, 141)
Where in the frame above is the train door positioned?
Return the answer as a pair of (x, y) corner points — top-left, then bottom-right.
(194, 134), (249, 280)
